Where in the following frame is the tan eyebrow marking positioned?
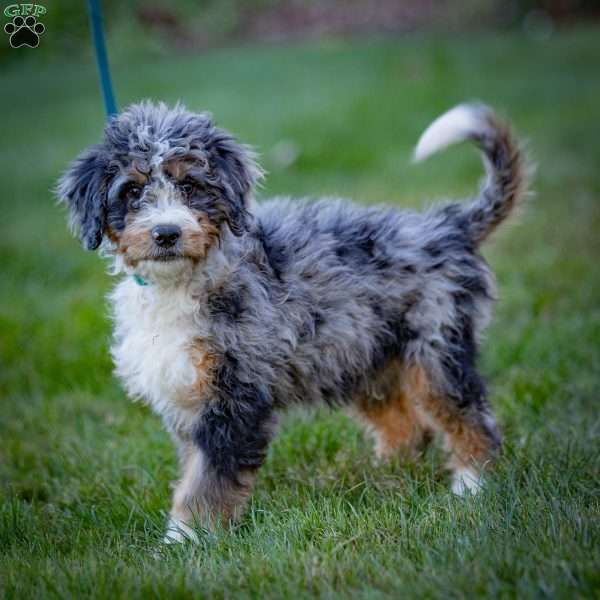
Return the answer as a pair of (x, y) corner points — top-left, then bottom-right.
(126, 166), (149, 184)
(163, 158), (193, 181)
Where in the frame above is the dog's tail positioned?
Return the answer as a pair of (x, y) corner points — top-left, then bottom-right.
(413, 103), (529, 246)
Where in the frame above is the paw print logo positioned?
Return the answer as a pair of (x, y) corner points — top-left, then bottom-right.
(4, 15), (45, 48)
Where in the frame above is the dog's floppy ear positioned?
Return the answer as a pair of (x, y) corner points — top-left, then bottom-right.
(57, 144), (110, 250)
(206, 128), (263, 236)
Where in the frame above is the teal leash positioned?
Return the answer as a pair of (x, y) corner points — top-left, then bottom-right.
(86, 0), (118, 117)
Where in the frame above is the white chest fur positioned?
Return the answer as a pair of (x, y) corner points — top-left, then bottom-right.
(110, 278), (208, 433)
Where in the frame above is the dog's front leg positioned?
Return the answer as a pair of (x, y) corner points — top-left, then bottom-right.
(164, 396), (275, 544)
(164, 442), (257, 544)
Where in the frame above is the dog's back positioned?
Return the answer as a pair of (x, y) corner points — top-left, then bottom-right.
(247, 196), (495, 408)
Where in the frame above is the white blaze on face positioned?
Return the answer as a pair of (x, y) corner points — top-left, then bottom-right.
(136, 191), (199, 233)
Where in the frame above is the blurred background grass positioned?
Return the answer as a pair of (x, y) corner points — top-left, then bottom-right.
(1, 2), (599, 598)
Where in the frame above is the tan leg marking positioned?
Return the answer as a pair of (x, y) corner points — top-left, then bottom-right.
(166, 443), (256, 543)
(353, 363), (430, 461)
(356, 387), (425, 460)
(405, 365), (498, 493)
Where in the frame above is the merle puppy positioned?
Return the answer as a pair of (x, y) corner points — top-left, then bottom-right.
(58, 101), (527, 543)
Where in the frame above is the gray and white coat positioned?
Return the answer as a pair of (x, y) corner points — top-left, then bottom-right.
(58, 101), (528, 543)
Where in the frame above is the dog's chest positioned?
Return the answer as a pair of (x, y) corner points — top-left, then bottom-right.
(110, 281), (211, 430)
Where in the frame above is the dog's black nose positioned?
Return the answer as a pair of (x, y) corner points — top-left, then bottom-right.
(152, 225), (181, 248)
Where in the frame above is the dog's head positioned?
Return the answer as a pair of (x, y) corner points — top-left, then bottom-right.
(57, 101), (262, 280)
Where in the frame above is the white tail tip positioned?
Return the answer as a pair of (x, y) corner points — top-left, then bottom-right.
(413, 103), (491, 163)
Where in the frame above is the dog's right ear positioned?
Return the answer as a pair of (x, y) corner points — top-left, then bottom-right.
(56, 144), (109, 250)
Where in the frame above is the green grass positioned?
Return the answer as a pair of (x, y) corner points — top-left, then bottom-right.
(1, 28), (600, 599)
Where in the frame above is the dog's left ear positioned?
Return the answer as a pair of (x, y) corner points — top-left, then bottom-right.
(207, 129), (263, 236)
(56, 144), (110, 250)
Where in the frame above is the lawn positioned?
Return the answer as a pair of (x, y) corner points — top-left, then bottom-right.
(1, 26), (599, 599)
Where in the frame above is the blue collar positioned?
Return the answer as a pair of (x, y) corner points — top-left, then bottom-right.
(133, 274), (148, 286)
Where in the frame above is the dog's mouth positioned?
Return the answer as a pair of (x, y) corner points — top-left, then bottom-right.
(142, 251), (191, 263)
(151, 254), (187, 262)
(133, 251), (196, 283)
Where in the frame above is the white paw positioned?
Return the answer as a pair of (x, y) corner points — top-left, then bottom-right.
(451, 467), (482, 496)
(163, 516), (199, 545)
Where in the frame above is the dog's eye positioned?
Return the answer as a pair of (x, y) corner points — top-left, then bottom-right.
(178, 179), (196, 197)
(122, 184), (143, 209)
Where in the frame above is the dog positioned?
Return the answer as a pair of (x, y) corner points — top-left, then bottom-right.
(57, 101), (527, 543)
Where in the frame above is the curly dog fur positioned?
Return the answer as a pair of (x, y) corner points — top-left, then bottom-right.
(57, 101), (528, 543)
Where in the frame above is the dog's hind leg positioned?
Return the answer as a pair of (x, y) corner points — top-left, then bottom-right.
(351, 363), (431, 462)
(404, 360), (501, 495)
